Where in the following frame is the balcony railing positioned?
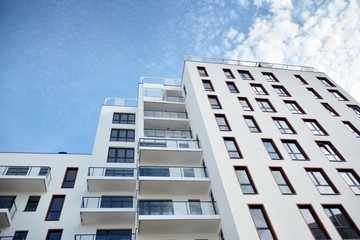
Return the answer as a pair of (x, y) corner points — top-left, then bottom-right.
(104, 98), (137, 107)
(139, 200), (218, 216)
(144, 110), (188, 119)
(139, 138), (200, 149)
(81, 196), (135, 209)
(143, 88), (184, 103)
(0, 166), (51, 182)
(88, 167), (135, 177)
(74, 233), (135, 240)
(140, 76), (181, 86)
(144, 129), (192, 139)
(139, 166), (207, 178)
(0, 236), (26, 240)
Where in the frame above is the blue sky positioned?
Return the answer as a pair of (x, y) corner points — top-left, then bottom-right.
(1, 0), (359, 153)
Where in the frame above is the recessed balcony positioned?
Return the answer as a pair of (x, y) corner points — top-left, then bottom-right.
(138, 200), (220, 234)
(144, 92), (186, 112)
(74, 233), (135, 240)
(80, 196), (136, 225)
(0, 196), (17, 226)
(87, 167), (136, 193)
(138, 138), (202, 166)
(139, 166), (210, 195)
(143, 110), (189, 130)
(0, 166), (51, 192)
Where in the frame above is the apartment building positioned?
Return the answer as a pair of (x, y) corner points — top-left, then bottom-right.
(0, 56), (359, 240)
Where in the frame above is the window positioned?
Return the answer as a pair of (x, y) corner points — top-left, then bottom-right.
(189, 200), (202, 215)
(202, 80), (214, 91)
(107, 148), (134, 163)
(208, 95), (222, 109)
(238, 70), (254, 80)
(272, 85), (291, 97)
(226, 82), (239, 93)
(323, 205), (360, 239)
(321, 103), (339, 116)
(347, 104), (360, 117)
(303, 119), (328, 136)
(284, 100), (305, 114)
(316, 141), (344, 162)
(39, 167), (50, 176)
(235, 167), (257, 194)
(257, 99), (276, 112)
(307, 88), (322, 99)
(6, 166), (29, 175)
(251, 84), (268, 95)
(317, 77), (335, 87)
(46, 195), (65, 221)
(244, 115), (261, 133)
(282, 140), (308, 160)
(262, 139), (283, 160)
(96, 230), (132, 240)
(140, 167), (170, 177)
(272, 117), (296, 134)
(249, 205), (277, 240)
(224, 137), (242, 158)
(105, 168), (134, 177)
(328, 89), (348, 101)
(223, 69), (235, 79)
(14, 231), (28, 240)
(343, 121), (360, 137)
(298, 205), (330, 240)
(306, 169), (338, 194)
(46, 229), (63, 240)
(0, 196), (16, 210)
(110, 129), (135, 142)
(294, 75), (308, 85)
(139, 200), (174, 215)
(197, 66), (208, 77)
(100, 196), (133, 208)
(338, 169), (360, 195)
(113, 113), (135, 124)
(262, 72), (279, 82)
(270, 167), (295, 194)
(238, 97), (253, 111)
(24, 196), (40, 211)
(61, 168), (78, 188)
(215, 114), (231, 131)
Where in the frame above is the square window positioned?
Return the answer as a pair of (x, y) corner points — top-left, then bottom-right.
(226, 82), (239, 93)
(202, 80), (214, 91)
(262, 72), (279, 82)
(257, 99), (276, 112)
(272, 117), (296, 134)
(249, 205), (277, 240)
(197, 66), (208, 77)
(46, 229), (63, 240)
(208, 95), (222, 109)
(223, 69), (235, 79)
(284, 100), (305, 114)
(251, 84), (268, 95)
(238, 70), (254, 80)
(238, 97), (253, 111)
(244, 116), (261, 133)
(282, 140), (308, 160)
(303, 119), (328, 136)
(272, 85), (291, 97)
(306, 168), (338, 194)
(262, 139), (283, 160)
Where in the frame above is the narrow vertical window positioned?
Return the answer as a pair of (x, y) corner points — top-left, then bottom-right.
(294, 75), (308, 85)
(322, 103), (339, 116)
(343, 121), (360, 137)
(244, 116), (261, 133)
(262, 72), (279, 82)
(14, 231), (28, 240)
(226, 82), (239, 93)
(270, 167), (295, 194)
(307, 88), (322, 99)
(208, 95), (222, 109)
(323, 205), (360, 239)
(328, 89), (348, 101)
(202, 80), (214, 91)
(61, 168), (78, 188)
(223, 69), (235, 79)
(238, 70), (254, 80)
(224, 137), (242, 159)
(272, 117), (296, 134)
(298, 205), (330, 240)
(239, 97), (253, 111)
(251, 84), (268, 95)
(337, 169), (360, 195)
(197, 66), (208, 77)
(257, 99), (276, 112)
(46, 195), (65, 221)
(347, 104), (360, 117)
(262, 139), (283, 160)
(272, 85), (291, 97)
(317, 77), (335, 87)
(235, 166), (257, 194)
(249, 205), (277, 240)
(282, 140), (308, 160)
(284, 100), (305, 114)
(306, 168), (338, 194)
(316, 141), (344, 162)
(46, 229), (63, 240)
(303, 119), (328, 136)
(215, 114), (231, 131)
(24, 196), (41, 212)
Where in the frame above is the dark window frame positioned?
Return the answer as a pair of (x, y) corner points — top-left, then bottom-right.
(272, 117), (296, 134)
(298, 204), (330, 240)
(249, 205), (278, 240)
(322, 103), (339, 116)
(317, 77), (335, 87)
(46, 229), (63, 240)
(262, 72), (279, 82)
(110, 129), (135, 142)
(24, 196), (41, 212)
(307, 88), (323, 99)
(235, 166), (258, 194)
(251, 83), (269, 95)
(270, 167), (296, 195)
(284, 100), (306, 114)
(238, 70), (254, 80)
(223, 137), (242, 159)
(337, 169), (360, 195)
(208, 95), (222, 109)
(61, 168), (78, 188)
(197, 66), (208, 77)
(202, 79), (214, 92)
(316, 141), (345, 162)
(272, 85), (291, 97)
(257, 98), (276, 112)
(45, 195), (65, 221)
(306, 168), (339, 195)
(294, 75), (308, 85)
(223, 69), (235, 79)
(244, 115), (261, 133)
(215, 114), (231, 131)
(282, 140), (309, 160)
(347, 104), (360, 117)
(238, 97), (254, 111)
(262, 139), (283, 160)
(328, 89), (348, 101)
(343, 121), (360, 137)
(226, 81), (239, 93)
(112, 113), (135, 124)
(303, 119), (328, 136)
(107, 148), (135, 163)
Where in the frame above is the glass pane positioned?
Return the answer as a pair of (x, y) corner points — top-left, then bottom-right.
(250, 208), (268, 228)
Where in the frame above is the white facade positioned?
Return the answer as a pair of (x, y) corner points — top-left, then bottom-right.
(0, 57), (360, 240)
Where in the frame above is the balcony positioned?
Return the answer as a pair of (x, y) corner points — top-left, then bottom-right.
(138, 138), (202, 166)
(0, 197), (17, 226)
(138, 200), (220, 234)
(139, 166), (210, 195)
(80, 196), (136, 225)
(87, 167), (136, 193)
(143, 110), (189, 129)
(0, 166), (51, 192)
(74, 233), (135, 240)
(144, 88), (185, 112)
(144, 129), (192, 139)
